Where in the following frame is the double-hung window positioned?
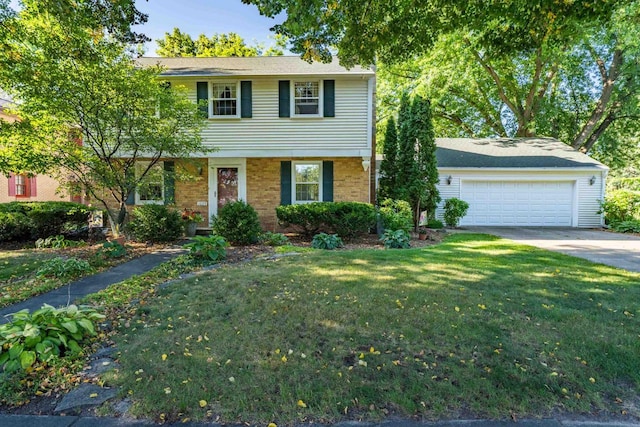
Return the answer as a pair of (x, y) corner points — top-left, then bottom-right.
(293, 81), (321, 116)
(135, 161), (164, 204)
(212, 82), (238, 117)
(15, 174), (28, 196)
(292, 162), (321, 203)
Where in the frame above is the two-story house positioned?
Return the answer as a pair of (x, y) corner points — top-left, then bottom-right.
(136, 56), (376, 230)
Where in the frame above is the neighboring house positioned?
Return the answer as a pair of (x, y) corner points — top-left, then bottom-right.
(0, 94), (81, 204)
(434, 138), (608, 227)
(136, 56), (376, 230)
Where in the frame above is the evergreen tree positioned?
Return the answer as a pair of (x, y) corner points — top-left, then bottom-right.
(393, 95), (441, 228)
(413, 96), (440, 218)
(377, 116), (399, 202)
(395, 93), (416, 204)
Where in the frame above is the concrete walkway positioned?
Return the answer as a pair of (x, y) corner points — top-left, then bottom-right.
(0, 247), (185, 324)
(466, 227), (640, 273)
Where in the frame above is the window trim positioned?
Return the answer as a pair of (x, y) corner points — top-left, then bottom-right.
(14, 174), (30, 198)
(209, 81), (241, 119)
(291, 161), (322, 204)
(291, 80), (323, 118)
(134, 161), (165, 205)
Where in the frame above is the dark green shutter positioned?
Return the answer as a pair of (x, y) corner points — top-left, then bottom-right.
(125, 168), (135, 205)
(280, 161), (292, 205)
(279, 80), (290, 118)
(240, 81), (252, 118)
(196, 82), (208, 118)
(323, 80), (335, 117)
(164, 161), (175, 205)
(322, 161), (333, 202)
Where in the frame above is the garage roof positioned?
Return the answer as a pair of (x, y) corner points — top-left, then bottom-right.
(136, 56), (374, 77)
(436, 138), (608, 169)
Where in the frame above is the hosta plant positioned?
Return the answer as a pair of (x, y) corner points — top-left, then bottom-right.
(311, 233), (344, 250)
(36, 257), (93, 279)
(0, 304), (105, 372)
(380, 229), (411, 249)
(183, 235), (228, 261)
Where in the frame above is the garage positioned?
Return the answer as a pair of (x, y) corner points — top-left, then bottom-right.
(459, 180), (574, 226)
(434, 138), (609, 228)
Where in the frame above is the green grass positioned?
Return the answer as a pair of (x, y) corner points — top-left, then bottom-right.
(108, 233), (640, 424)
(0, 249), (58, 307)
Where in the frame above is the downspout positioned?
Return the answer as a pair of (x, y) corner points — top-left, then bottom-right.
(369, 67), (377, 205)
(600, 168), (609, 227)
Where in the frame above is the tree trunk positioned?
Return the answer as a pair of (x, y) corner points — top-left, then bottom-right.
(572, 49), (623, 151)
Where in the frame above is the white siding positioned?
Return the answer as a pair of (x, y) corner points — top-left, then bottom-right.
(435, 168), (606, 228)
(171, 77), (371, 157)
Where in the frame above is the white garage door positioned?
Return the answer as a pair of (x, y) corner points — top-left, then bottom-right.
(460, 181), (574, 226)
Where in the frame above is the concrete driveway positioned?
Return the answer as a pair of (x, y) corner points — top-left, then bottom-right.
(466, 227), (640, 273)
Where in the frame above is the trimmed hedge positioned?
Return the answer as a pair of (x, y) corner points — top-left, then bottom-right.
(0, 202), (90, 241)
(276, 202), (376, 239)
(212, 201), (262, 245)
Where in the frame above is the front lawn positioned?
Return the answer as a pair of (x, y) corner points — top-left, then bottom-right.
(109, 234), (640, 424)
(0, 242), (169, 309)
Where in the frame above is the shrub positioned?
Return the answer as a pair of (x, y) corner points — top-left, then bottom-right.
(599, 190), (640, 223)
(276, 202), (376, 239)
(127, 204), (183, 243)
(427, 219), (444, 229)
(311, 233), (344, 250)
(259, 231), (289, 246)
(380, 229), (410, 249)
(183, 235), (228, 261)
(0, 202), (90, 241)
(378, 198), (413, 233)
(35, 235), (84, 249)
(0, 211), (30, 241)
(610, 220), (640, 233)
(608, 177), (640, 192)
(36, 257), (93, 279)
(97, 241), (127, 259)
(212, 201), (262, 245)
(443, 198), (470, 227)
(0, 304), (104, 372)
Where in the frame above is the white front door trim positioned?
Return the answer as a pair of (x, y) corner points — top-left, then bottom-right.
(208, 157), (247, 224)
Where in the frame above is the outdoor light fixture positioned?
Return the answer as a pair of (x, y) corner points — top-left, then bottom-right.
(447, 175), (452, 185)
(197, 165), (204, 176)
(589, 176), (596, 186)
(362, 159), (370, 171)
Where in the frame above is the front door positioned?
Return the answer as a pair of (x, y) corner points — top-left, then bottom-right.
(208, 158), (247, 223)
(216, 167), (238, 212)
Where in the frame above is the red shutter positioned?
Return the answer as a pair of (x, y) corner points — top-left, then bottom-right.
(8, 174), (16, 196)
(28, 176), (37, 197)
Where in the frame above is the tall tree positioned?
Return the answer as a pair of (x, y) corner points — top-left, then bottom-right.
(156, 29), (284, 57)
(376, 3), (640, 157)
(412, 97), (440, 219)
(377, 116), (399, 202)
(0, 0), (207, 236)
(241, 0), (622, 66)
(156, 28), (197, 57)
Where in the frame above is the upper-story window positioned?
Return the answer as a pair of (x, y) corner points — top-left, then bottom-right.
(212, 82), (238, 117)
(293, 81), (321, 116)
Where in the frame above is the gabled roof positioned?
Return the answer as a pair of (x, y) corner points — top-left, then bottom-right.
(136, 56), (374, 77)
(436, 137), (608, 169)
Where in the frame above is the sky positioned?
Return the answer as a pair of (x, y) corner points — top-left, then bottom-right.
(133, 0), (287, 56)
